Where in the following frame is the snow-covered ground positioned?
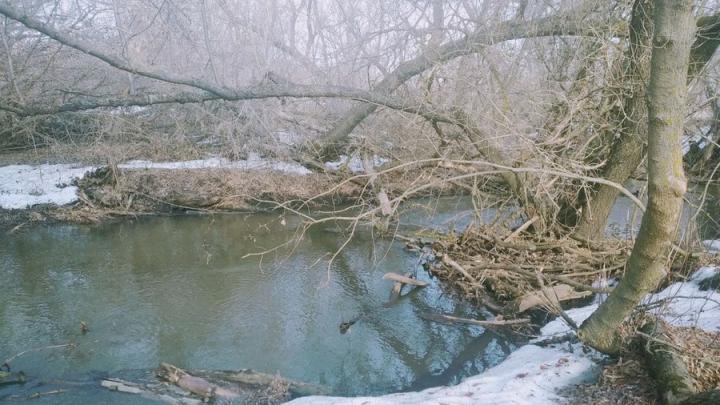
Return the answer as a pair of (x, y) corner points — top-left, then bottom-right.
(0, 164), (95, 209)
(118, 153), (311, 175)
(287, 266), (720, 405)
(705, 240), (720, 253)
(325, 154), (389, 173)
(0, 156), (311, 209)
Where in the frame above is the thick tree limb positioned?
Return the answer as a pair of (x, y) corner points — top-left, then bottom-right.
(319, 6), (625, 155)
(0, 2), (237, 98)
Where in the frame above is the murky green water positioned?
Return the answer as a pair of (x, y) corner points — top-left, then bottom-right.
(1, 198), (519, 403)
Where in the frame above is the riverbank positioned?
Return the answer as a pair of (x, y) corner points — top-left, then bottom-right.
(0, 156), (461, 232)
(288, 263), (720, 404)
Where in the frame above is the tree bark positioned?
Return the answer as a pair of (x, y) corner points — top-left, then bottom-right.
(573, 0), (654, 241)
(573, 10), (720, 241)
(639, 320), (697, 405)
(578, 0), (693, 354)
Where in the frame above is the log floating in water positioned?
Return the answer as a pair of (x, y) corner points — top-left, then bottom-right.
(102, 377), (202, 405)
(178, 367), (329, 397)
(382, 272), (428, 287)
(157, 363), (241, 401)
(420, 312), (530, 327)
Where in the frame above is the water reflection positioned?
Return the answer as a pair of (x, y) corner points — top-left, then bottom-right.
(0, 198), (515, 402)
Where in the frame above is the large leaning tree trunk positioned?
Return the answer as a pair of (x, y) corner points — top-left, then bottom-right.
(573, 9), (720, 241)
(578, 0), (694, 354)
(572, 0), (654, 241)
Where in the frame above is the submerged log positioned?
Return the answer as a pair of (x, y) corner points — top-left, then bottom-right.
(190, 368), (329, 397)
(639, 320), (697, 404)
(0, 370), (26, 386)
(420, 312), (530, 327)
(102, 377), (202, 405)
(384, 271), (418, 307)
(157, 363), (243, 401)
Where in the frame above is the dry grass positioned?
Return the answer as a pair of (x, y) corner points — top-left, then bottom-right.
(561, 355), (659, 404)
(671, 326), (720, 392)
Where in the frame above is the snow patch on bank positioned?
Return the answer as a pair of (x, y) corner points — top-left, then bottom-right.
(288, 267), (720, 404)
(537, 267), (720, 339)
(288, 344), (599, 405)
(324, 154), (389, 173)
(119, 153), (311, 175)
(0, 156), (311, 209)
(0, 164), (95, 209)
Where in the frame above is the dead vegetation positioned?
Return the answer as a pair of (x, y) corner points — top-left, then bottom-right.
(428, 225), (631, 309)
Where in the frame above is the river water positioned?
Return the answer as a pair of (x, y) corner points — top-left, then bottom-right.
(1, 190), (717, 403)
(1, 197), (522, 403)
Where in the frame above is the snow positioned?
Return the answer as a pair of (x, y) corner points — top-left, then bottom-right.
(0, 164), (95, 209)
(324, 154), (389, 173)
(704, 240), (720, 253)
(536, 267), (720, 338)
(535, 305), (599, 340)
(0, 156), (311, 209)
(288, 267), (720, 404)
(119, 154), (311, 175)
(643, 266), (720, 331)
(287, 344), (599, 405)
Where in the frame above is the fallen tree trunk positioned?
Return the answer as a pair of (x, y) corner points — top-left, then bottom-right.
(155, 362), (329, 401)
(639, 320), (697, 405)
(156, 363), (241, 401)
(189, 369), (329, 397)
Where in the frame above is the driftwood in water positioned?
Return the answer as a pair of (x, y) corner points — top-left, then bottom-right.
(441, 254), (477, 284)
(101, 379), (144, 395)
(420, 312), (530, 327)
(190, 368), (329, 397)
(384, 271), (415, 307)
(382, 272), (428, 287)
(102, 377), (202, 405)
(639, 320), (697, 404)
(157, 363), (241, 401)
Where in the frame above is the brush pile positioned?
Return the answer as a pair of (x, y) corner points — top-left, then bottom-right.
(429, 226), (633, 312)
